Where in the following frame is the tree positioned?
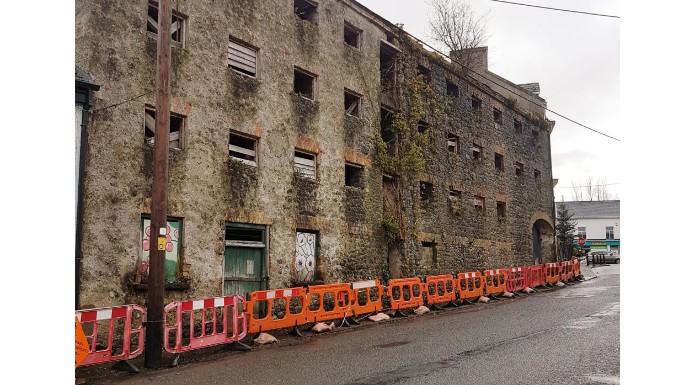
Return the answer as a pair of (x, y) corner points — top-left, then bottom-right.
(427, 0), (488, 54)
(556, 201), (577, 261)
(571, 176), (614, 201)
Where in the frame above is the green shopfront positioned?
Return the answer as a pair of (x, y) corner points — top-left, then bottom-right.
(576, 240), (620, 254)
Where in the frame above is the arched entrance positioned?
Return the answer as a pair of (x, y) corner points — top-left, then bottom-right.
(529, 212), (555, 264)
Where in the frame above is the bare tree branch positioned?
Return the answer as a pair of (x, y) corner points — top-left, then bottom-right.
(571, 180), (584, 201)
(428, 0), (489, 53)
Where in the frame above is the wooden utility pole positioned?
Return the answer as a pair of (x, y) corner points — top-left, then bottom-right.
(144, 0), (171, 369)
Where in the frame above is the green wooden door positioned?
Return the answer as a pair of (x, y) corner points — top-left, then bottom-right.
(223, 246), (263, 298)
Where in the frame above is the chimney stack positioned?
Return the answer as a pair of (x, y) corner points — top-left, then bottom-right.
(450, 46), (488, 72)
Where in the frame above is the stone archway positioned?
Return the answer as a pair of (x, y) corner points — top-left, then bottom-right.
(529, 212), (555, 264)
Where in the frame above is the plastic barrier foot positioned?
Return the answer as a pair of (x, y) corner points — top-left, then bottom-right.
(171, 354), (181, 368)
(429, 304), (444, 311)
(112, 359), (139, 373)
(393, 309), (409, 318)
(459, 298), (475, 305)
(347, 316), (361, 325)
(224, 341), (252, 352)
(448, 300), (460, 307)
(289, 325), (304, 337)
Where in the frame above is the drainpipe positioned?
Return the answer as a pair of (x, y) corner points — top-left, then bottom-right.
(75, 80), (99, 309)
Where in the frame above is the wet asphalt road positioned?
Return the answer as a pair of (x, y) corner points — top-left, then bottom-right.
(92, 264), (619, 385)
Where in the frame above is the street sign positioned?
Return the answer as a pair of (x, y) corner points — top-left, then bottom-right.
(75, 316), (89, 368)
(578, 237), (586, 246)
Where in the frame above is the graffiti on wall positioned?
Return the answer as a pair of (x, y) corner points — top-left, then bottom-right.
(295, 232), (316, 283)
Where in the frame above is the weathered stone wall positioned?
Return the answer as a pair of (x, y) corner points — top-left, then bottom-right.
(76, 0), (554, 308)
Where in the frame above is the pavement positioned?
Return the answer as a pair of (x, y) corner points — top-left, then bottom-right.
(580, 259), (598, 280)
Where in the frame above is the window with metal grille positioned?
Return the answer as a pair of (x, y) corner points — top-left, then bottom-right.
(294, 150), (316, 179)
(229, 132), (257, 166)
(228, 38), (258, 77)
(146, 1), (186, 45)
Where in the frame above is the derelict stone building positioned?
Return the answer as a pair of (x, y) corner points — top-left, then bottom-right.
(75, 0), (556, 309)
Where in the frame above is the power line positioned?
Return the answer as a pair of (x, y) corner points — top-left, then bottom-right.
(555, 183), (620, 189)
(394, 28), (620, 141)
(90, 90), (154, 113)
(490, 0), (620, 19)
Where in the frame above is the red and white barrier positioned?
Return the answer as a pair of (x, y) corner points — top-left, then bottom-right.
(164, 295), (247, 354)
(75, 305), (146, 367)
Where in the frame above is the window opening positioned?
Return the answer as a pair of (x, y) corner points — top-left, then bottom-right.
(496, 201), (506, 218)
(229, 132), (257, 166)
(344, 22), (361, 48)
(147, 1), (186, 45)
(472, 96), (481, 110)
(228, 38), (258, 77)
(473, 195), (485, 211)
(447, 134), (459, 153)
(294, 0), (317, 21)
(495, 153), (504, 171)
(144, 108), (184, 149)
(294, 150), (316, 179)
(446, 80), (459, 97)
(294, 67), (316, 100)
(515, 161), (524, 176)
(344, 89), (361, 118)
(420, 181), (434, 202)
(345, 163), (363, 187)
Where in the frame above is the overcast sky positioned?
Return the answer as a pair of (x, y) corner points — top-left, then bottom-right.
(358, 0), (621, 202)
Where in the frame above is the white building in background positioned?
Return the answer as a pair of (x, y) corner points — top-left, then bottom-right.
(557, 200), (620, 254)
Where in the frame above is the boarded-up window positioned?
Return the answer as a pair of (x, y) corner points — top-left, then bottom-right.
(228, 38), (258, 77)
(144, 108), (184, 149)
(147, 1), (186, 45)
(229, 132), (257, 166)
(294, 150), (316, 179)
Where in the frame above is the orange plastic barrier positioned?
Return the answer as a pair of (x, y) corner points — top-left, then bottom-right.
(456, 272), (485, 301)
(425, 275), (456, 307)
(349, 280), (384, 317)
(545, 263), (560, 284)
(246, 287), (307, 334)
(387, 278), (425, 311)
(506, 267), (527, 292)
(525, 264), (546, 287)
(164, 295), (247, 354)
(572, 258), (581, 277)
(560, 261), (573, 282)
(75, 305), (146, 367)
(306, 283), (352, 323)
(483, 269), (508, 297)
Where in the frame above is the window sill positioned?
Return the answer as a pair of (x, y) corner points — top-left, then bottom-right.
(134, 282), (190, 291)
